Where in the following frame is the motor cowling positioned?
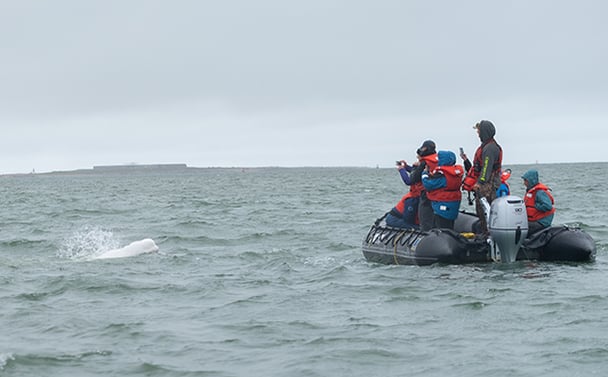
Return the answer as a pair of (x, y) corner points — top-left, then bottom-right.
(488, 195), (529, 262)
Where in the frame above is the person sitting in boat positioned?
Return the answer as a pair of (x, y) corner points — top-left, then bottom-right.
(522, 169), (555, 234)
(496, 169), (512, 197)
(385, 156), (425, 229)
(385, 193), (420, 229)
(421, 150), (464, 230)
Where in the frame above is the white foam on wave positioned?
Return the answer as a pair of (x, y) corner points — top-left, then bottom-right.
(58, 226), (120, 260)
(0, 353), (15, 370)
(57, 226), (158, 260)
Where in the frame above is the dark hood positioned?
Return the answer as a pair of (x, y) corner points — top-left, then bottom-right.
(477, 120), (496, 143)
(522, 169), (539, 189)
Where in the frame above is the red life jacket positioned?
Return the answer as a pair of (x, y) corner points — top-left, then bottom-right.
(472, 139), (502, 182)
(462, 168), (477, 191)
(426, 164), (464, 202)
(419, 153), (438, 173)
(394, 191), (416, 214)
(393, 174), (424, 215)
(392, 191), (420, 224)
(524, 183), (556, 221)
(392, 165), (426, 219)
(462, 140), (502, 191)
(409, 181), (423, 197)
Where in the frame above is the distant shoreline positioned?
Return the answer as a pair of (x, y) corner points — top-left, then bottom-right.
(2, 161), (605, 177)
(1, 164), (194, 177)
(1, 164), (377, 177)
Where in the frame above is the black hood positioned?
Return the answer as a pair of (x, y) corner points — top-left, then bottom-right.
(477, 120), (496, 143)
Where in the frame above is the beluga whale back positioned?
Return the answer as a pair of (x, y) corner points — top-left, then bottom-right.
(93, 238), (159, 260)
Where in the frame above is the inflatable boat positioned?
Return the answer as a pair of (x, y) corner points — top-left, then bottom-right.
(362, 195), (596, 266)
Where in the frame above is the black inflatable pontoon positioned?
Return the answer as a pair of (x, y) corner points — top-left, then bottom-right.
(362, 196), (596, 266)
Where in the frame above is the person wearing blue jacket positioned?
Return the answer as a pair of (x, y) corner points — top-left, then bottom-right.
(421, 151), (464, 230)
(496, 169), (512, 197)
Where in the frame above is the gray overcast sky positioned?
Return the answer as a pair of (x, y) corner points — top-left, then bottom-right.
(1, 0), (607, 173)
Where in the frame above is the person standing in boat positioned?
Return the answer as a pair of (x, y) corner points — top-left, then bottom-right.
(415, 140), (439, 231)
(522, 169), (555, 234)
(385, 158), (424, 229)
(463, 120), (503, 232)
(421, 150), (464, 230)
(461, 149), (511, 198)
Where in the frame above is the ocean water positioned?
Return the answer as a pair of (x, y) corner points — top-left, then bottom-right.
(1, 163), (607, 377)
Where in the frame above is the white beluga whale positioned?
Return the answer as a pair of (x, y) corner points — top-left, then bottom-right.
(93, 238), (159, 260)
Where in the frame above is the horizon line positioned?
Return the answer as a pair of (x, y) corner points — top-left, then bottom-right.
(2, 160), (607, 177)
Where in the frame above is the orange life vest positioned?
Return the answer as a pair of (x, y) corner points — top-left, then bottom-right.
(426, 165), (464, 202)
(409, 181), (423, 197)
(394, 191), (415, 214)
(419, 153), (438, 174)
(462, 169), (477, 191)
(392, 164), (425, 219)
(392, 191), (420, 224)
(524, 183), (556, 222)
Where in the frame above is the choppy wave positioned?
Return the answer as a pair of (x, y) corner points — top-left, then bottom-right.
(1, 165), (608, 376)
(0, 238), (49, 249)
(0, 353), (14, 371)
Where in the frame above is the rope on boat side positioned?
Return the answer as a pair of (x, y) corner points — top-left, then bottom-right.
(393, 231), (407, 265)
(402, 230), (418, 245)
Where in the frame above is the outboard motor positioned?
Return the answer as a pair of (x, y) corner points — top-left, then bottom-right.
(485, 196), (529, 262)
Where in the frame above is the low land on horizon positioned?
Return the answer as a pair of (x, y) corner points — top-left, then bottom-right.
(2, 163), (374, 177)
(2, 161), (605, 177)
